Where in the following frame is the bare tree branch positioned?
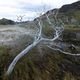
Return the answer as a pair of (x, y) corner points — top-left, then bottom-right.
(17, 15), (25, 22)
(36, 19), (42, 38)
(6, 10), (64, 75)
(47, 45), (80, 56)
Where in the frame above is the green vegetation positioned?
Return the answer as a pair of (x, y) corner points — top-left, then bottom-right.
(42, 19), (54, 38)
(66, 11), (80, 20)
(0, 44), (80, 80)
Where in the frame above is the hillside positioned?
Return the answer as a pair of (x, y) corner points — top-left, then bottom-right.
(0, 18), (15, 25)
(0, 1), (80, 80)
(58, 1), (80, 28)
(37, 1), (80, 29)
(59, 1), (80, 12)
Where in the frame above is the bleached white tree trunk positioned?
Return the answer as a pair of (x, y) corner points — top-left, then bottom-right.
(6, 10), (80, 76)
(6, 38), (43, 75)
(6, 10), (63, 75)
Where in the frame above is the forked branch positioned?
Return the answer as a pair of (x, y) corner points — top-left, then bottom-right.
(6, 12), (64, 75)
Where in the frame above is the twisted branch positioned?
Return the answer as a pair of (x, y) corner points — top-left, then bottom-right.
(47, 45), (80, 56)
(6, 11), (64, 75)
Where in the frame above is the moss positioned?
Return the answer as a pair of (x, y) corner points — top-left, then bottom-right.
(0, 43), (80, 80)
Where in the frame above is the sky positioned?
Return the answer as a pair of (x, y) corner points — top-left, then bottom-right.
(0, 0), (78, 21)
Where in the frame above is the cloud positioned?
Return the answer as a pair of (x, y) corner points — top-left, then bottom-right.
(0, 0), (78, 21)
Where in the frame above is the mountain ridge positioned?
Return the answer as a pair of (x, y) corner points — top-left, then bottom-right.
(59, 1), (80, 12)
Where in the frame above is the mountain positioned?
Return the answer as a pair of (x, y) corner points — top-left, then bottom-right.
(35, 1), (80, 29)
(0, 18), (15, 25)
(33, 1), (80, 39)
(58, 1), (80, 27)
(59, 1), (80, 12)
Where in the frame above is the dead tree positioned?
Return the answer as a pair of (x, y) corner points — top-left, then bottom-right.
(6, 10), (64, 75)
(6, 10), (80, 76)
(17, 15), (25, 22)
